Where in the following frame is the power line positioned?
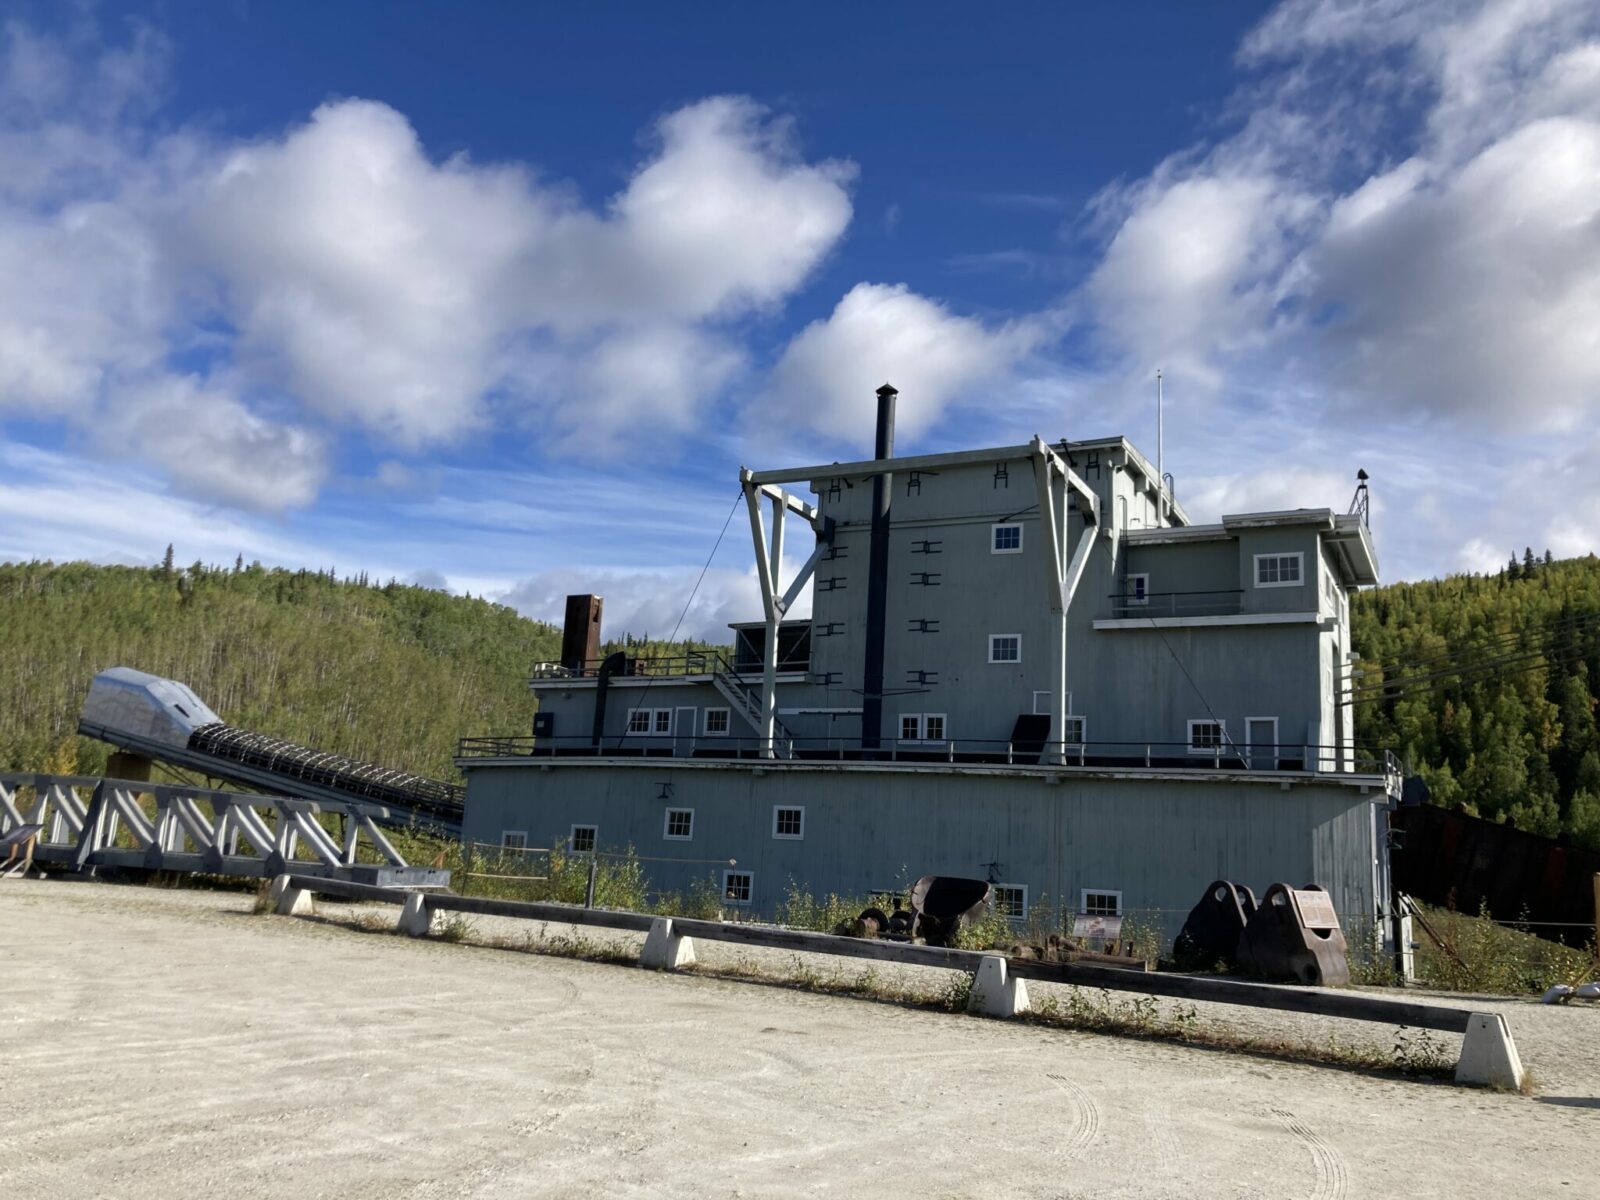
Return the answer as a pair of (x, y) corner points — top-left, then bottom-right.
(1338, 610), (1600, 678)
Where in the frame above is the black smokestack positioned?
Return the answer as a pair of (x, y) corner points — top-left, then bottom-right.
(861, 383), (897, 751)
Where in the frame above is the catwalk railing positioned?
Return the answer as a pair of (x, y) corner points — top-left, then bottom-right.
(1103, 587), (1246, 619)
(530, 649), (810, 681)
(458, 736), (1401, 778)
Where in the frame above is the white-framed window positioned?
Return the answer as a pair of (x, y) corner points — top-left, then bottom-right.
(988, 634), (1022, 663)
(994, 883), (1028, 920)
(1127, 573), (1149, 605)
(1081, 889), (1122, 917)
(991, 523), (1024, 554)
(663, 808), (694, 840)
(898, 714), (948, 743)
(627, 708), (673, 735)
(1034, 691), (1076, 716)
(772, 806), (805, 839)
(1254, 552), (1304, 588)
(703, 708), (730, 736)
(1062, 715), (1086, 746)
(1188, 719), (1227, 754)
(501, 830), (527, 852)
(569, 824), (597, 854)
(723, 869), (753, 905)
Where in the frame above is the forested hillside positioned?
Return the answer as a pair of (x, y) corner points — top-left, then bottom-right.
(0, 558), (563, 781)
(1352, 552), (1600, 849)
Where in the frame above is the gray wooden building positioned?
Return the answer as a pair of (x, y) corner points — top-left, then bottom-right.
(459, 388), (1394, 934)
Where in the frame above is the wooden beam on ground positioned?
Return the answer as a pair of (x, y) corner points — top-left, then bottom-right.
(1005, 957), (1474, 1033)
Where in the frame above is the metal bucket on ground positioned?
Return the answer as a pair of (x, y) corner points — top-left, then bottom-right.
(1174, 879), (1258, 970)
(1235, 883), (1350, 986)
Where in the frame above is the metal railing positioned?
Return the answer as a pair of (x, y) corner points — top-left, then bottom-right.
(458, 736), (1400, 777)
(1104, 588), (1245, 619)
(530, 650), (810, 681)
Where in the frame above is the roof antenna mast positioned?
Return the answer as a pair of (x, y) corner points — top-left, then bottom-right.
(1156, 368), (1164, 515)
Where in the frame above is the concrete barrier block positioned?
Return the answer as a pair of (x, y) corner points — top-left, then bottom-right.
(968, 954), (1030, 1018)
(640, 916), (696, 970)
(269, 874), (314, 916)
(397, 892), (433, 937)
(1455, 1012), (1525, 1089)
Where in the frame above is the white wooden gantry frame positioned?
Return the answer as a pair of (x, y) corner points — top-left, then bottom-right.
(738, 468), (833, 757)
(1030, 435), (1106, 764)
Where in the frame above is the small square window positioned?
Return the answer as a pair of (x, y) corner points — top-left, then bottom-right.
(501, 831), (527, 852)
(1254, 552), (1303, 587)
(653, 709), (673, 735)
(626, 709), (651, 734)
(1081, 889), (1122, 917)
(924, 714), (946, 741)
(663, 808), (694, 840)
(989, 634), (1021, 663)
(1127, 574), (1149, 605)
(994, 884), (1028, 920)
(1062, 715), (1086, 746)
(901, 714), (921, 741)
(723, 870), (753, 905)
(703, 708), (730, 735)
(773, 806), (804, 839)
(569, 824), (597, 854)
(1188, 720), (1226, 753)
(991, 523), (1023, 554)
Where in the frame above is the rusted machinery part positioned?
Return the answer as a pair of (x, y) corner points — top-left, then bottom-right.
(1235, 882), (1350, 987)
(1173, 879), (1258, 971)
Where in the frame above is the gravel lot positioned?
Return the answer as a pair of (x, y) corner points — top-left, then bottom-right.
(2, 878), (1596, 1199)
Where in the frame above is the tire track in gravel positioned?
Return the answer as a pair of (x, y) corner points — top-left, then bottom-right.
(1140, 1102), (1183, 1174)
(1045, 1073), (1102, 1157)
(1270, 1107), (1350, 1200)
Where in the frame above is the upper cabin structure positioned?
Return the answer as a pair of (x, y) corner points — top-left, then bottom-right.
(514, 386), (1378, 773)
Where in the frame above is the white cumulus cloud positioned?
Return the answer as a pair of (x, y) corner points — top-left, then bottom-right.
(763, 282), (1041, 448)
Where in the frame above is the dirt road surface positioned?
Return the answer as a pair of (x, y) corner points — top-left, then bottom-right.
(1, 879), (1595, 1199)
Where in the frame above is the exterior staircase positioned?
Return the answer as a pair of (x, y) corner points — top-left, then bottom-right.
(709, 653), (796, 756)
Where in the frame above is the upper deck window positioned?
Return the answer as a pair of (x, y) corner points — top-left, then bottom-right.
(1254, 552), (1304, 588)
(991, 523), (1024, 554)
(989, 634), (1022, 663)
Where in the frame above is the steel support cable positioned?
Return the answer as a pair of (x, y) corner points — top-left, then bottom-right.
(615, 490), (743, 749)
(1140, 615), (1247, 762)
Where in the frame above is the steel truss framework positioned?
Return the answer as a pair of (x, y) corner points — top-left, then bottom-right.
(0, 772), (447, 885)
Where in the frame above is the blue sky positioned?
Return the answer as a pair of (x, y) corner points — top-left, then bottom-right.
(3, 1), (1600, 638)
